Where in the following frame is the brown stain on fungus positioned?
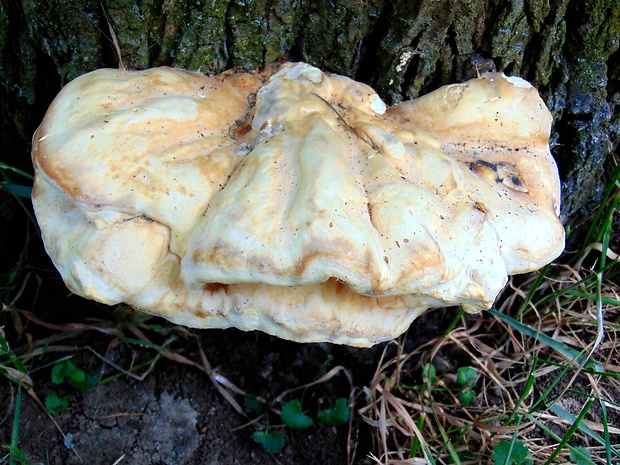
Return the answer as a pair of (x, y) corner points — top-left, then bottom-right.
(469, 160), (528, 193)
(474, 201), (488, 214)
(202, 282), (229, 294)
(231, 122), (252, 140)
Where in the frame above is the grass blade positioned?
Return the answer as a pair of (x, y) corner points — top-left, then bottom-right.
(10, 384), (22, 465)
(547, 401), (620, 459)
(526, 415), (598, 465)
(0, 182), (32, 198)
(0, 162), (34, 180)
(581, 162), (620, 248)
(599, 398), (612, 465)
(487, 308), (604, 372)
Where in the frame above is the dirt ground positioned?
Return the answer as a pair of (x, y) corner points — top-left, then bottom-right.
(1, 322), (375, 465)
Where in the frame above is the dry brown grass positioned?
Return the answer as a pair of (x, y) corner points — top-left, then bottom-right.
(359, 256), (620, 465)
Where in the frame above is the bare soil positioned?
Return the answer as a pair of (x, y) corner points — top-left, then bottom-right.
(1, 322), (376, 465)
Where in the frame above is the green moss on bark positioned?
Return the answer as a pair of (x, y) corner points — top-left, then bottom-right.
(553, 0), (620, 223)
(227, 0), (270, 69)
(0, 3), (38, 105)
(526, 0), (550, 31)
(370, 0), (459, 102)
(105, 0), (159, 69)
(452, 0), (485, 55)
(489, 0), (530, 73)
(22, 0), (102, 84)
(173, 0), (229, 72)
(529, 0), (568, 86)
(264, 0), (302, 64)
(300, 0), (371, 74)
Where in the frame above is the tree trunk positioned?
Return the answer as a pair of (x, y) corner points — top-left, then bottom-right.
(1, 0), (619, 245)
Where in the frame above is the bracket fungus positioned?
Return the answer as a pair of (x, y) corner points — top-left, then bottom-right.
(32, 62), (564, 347)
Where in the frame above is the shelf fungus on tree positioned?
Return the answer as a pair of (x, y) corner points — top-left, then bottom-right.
(31, 62), (564, 347)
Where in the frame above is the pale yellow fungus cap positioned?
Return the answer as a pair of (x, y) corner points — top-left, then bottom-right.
(32, 63), (564, 346)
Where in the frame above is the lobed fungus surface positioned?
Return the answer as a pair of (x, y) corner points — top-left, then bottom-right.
(32, 62), (564, 346)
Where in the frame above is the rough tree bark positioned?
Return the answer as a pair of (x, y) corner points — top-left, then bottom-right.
(1, 0), (618, 245)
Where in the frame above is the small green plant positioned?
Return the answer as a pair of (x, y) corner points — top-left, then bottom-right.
(1, 444), (34, 465)
(44, 359), (97, 416)
(317, 397), (350, 426)
(50, 359), (97, 392)
(0, 161), (35, 228)
(243, 394), (266, 416)
(252, 429), (285, 453)
(280, 399), (313, 429)
(455, 366), (478, 406)
(248, 396), (351, 453)
(570, 446), (592, 465)
(420, 362), (478, 406)
(491, 440), (532, 465)
(0, 334), (28, 386)
(44, 393), (69, 416)
(422, 362), (436, 385)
